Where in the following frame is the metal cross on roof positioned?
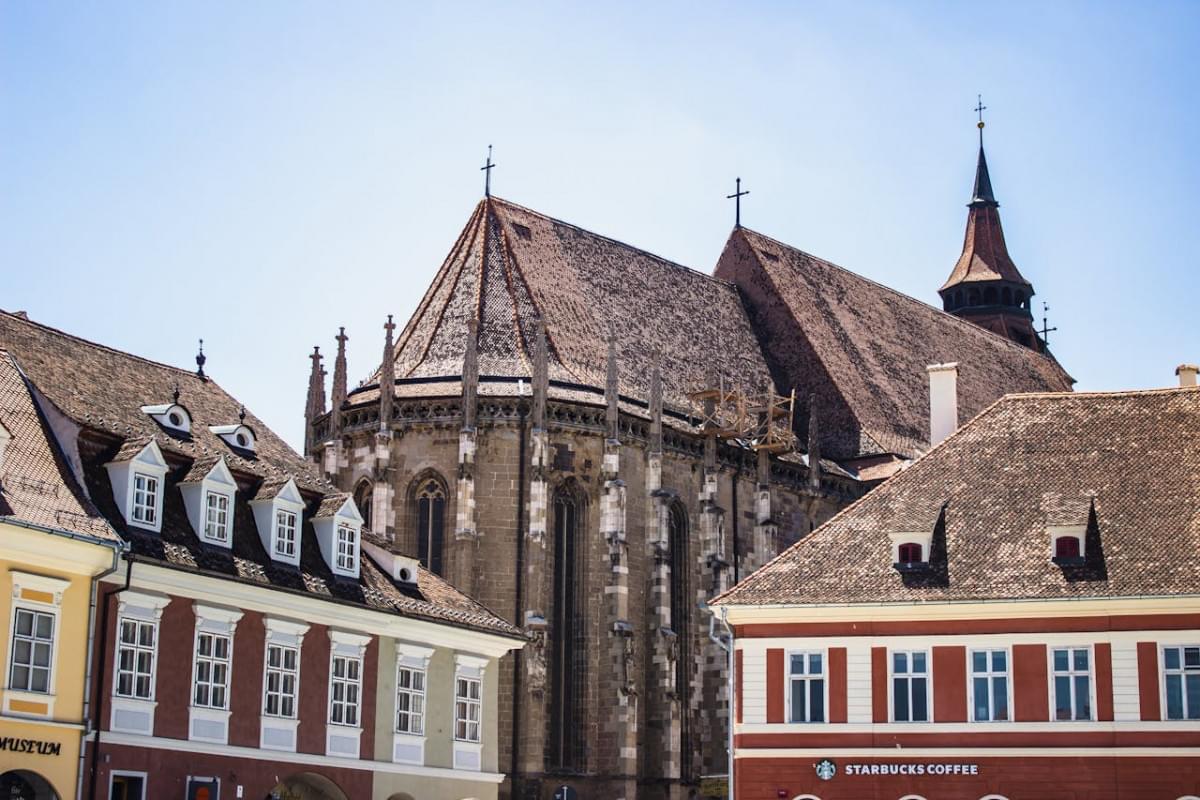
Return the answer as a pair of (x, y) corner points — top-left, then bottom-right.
(975, 94), (987, 145)
(1040, 301), (1058, 346)
(726, 177), (749, 228)
(481, 145), (496, 197)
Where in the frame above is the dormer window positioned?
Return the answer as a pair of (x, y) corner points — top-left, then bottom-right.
(1050, 525), (1086, 566)
(105, 440), (169, 533)
(250, 478), (304, 567)
(141, 403), (192, 435)
(1055, 536), (1080, 559)
(889, 530), (932, 572)
(897, 542), (923, 563)
(209, 424), (257, 454)
(179, 458), (237, 549)
(312, 494), (363, 579)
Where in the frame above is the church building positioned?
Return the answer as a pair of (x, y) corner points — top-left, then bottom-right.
(303, 133), (1074, 800)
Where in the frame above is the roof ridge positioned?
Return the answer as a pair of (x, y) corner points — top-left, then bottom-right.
(487, 196), (742, 290)
(735, 228), (1068, 369)
(1003, 385), (1200, 400)
(1, 309), (206, 380)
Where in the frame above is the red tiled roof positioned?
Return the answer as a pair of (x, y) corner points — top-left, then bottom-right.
(715, 388), (1200, 606)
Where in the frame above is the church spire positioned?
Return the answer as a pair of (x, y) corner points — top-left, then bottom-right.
(938, 102), (1042, 352)
(331, 327), (348, 435)
(379, 316), (395, 433)
(304, 345), (325, 456)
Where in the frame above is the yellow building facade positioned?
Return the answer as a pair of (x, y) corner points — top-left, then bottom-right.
(0, 351), (122, 799)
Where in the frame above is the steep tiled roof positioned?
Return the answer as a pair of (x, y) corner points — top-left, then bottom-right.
(714, 228), (1074, 460)
(0, 352), (120, 542)
(716, 388), (1200, 606)
(0, 311), (520, 639)
(362, 197), (773, 414)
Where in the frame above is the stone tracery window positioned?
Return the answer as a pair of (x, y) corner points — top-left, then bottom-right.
(413, 476), (446, 577)
(549, 481), (586, 772)
(668, 500), (694, 780)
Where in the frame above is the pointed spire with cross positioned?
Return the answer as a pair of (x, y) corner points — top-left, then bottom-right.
(727, 177), (749, 228)
(380, 315), (396, 433)
(1039, 302), (1058, 347)
(975, 94), (987, 146)
(481, 145), (496, 197)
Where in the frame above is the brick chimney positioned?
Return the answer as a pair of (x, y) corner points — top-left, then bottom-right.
(927, 362), (959, 447)
(1177, 363), (1199, 388)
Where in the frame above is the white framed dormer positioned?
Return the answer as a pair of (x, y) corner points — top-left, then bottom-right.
(4, 571), (70, 720)
(250, 478), (305, 567)
(312, 496), (363, 579)
(209, 423), (257, 454)
(327, 629), (371, 759)
(109, 590), (171, 735)
(188, 603), (243, 745)
(105, 441), (168, 534)
(179, 458), (237, 549)
(888, 530), (932, 572)
(393, 642), (434, 766)
(140, 403), (191, 435)
(1049, 524), (1087, 566)
(260, 617), (309, 752)
(452, 652), (488, 772)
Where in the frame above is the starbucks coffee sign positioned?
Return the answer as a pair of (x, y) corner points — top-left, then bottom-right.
(815, 759), (980, 779)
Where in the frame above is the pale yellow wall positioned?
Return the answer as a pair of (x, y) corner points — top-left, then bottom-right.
(0, 522), (115, 800)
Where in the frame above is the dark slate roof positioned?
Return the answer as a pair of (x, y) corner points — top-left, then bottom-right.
(0, 311), (520, 640)
(0, 352), (120, 543)
(714, 227), (1074, 460)
(716, 388), (1200, 606)
(362, 197), (774, 414)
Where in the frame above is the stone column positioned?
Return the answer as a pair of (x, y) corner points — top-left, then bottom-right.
(521, 321), (550, 773)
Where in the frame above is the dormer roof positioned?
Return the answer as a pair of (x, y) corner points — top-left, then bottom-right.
(313, 492), (361, 523)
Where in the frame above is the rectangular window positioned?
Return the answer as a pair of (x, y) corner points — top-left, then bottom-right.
(274, 509), (297, 558)
(971, 649), (1009, 721)
(204, 492), (230, 543)
(396, 665), (426, 734)
(192, 632), (231, 709)
(263, 644), (299, 718)
(1163, 645), (1200, 720)
(132, 473), (158, 525)
(788, 651), (825, 723)
(455, 676), (482, 742)
(329, 655), (362, 727)
(892, 650), (929, 722)
(336, 524), (358, 572)
(115, 618), (157, 699)
(9, 608), (55, 693)
(1052, 647), (1092, 721)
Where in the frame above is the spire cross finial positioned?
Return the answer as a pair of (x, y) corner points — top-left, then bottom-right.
(336, 327), (347, 346)
(726, 177), (749, 228)
(975, 94), (987, 145)
(384, 314), (395, 335)
(195, 338), (206, 379)
(481, 145), (496, 197)
(1039, 302), (1058, 345)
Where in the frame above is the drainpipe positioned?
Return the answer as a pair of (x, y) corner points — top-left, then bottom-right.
(511, 403), (528, 790)
(76, 541), (124, 800)
(707, 606), (735, 800)
(86, 554), (134, 800)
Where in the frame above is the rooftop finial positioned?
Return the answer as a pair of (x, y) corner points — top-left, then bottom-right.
(172, 383), (180, 403)
(727, 177), (749, 228)
(481, 145), (496, 198)
(975, 94), (987, 146)
(969, 98), (998, 207)
(195, 339), (207, 380)
(1039, 302), (1058, 347)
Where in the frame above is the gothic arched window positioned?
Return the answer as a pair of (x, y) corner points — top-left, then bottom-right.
(412, 476), (446, 576)
(668, 500), (694, 780)
(354, 479), (373, 532)
(549, 481), (586, 772)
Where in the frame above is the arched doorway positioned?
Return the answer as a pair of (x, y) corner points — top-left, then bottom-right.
(0, 771), (59, 800)
(268, 773), (348, 800)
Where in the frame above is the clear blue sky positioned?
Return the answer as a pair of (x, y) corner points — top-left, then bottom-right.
(3, 2), (1197, 450)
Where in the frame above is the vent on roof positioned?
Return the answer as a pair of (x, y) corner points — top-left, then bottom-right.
(512, 223), (532, 240)
(209, 424), (256, 453)
(761, 250), (780, 262)
(141, 403), (191, 435)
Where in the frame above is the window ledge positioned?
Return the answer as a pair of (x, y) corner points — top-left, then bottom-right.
(453, 739), (484, 771)
(393, 731), (426, 765)
(893, 561), (929, 573)
(1052, 556), (1086, 567)
(4, 689), (56, 718)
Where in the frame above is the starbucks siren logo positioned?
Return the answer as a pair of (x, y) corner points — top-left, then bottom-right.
(814, 758), (837, 781)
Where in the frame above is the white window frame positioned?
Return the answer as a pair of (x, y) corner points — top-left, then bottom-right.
(336, 523), (359, 573)
(187, 604), (241, 745)
(274, 508), (298, 558)
(1162, 644), (1200, 721)
(131, 472), (161, 528)
(454, 674), (482, 743)
(114, 617), (158, 701)
(8, 606), (56, 695)
(395, 663), (427, 735)
(192, 630), (232, 711)
(107, 769), (149, 800)
(968, 647), (1012, 722)
(392, 642), (434, 765)
(889, 649), (931, 723)
(312, 496), (363, 578)
(326, 629), (370, 759)
(106, 441), (168, 534)
(786, 649), (828, 724)
(109, 590), (169, 736)
(179, 458), (237, 549)
(262, 642), (300, 719)
(452, 653), (487, 771)
(1050, 645), (1094, 721)
(329, 653), (362, 728)
(204, 490), (231, 544)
